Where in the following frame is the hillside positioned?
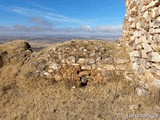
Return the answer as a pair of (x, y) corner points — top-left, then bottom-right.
(0, 40), (160, 120)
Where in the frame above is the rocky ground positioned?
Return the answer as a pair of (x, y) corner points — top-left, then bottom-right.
(0, 40), (160, 120)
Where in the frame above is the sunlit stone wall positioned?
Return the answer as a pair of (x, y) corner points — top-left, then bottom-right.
(123, 0), (160, 81)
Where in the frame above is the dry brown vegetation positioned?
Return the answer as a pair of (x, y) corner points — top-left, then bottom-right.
(0, 40), (160, 120)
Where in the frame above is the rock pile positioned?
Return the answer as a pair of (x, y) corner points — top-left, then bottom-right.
(10, 40), (131, 87)
(123, 0), (160, 83)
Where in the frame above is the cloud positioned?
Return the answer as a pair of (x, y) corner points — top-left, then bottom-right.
(0, 4), (123, 37)
(0, 23), (123, 38)
(80, 25), (94, 32)
(96, 25), (122, 32)
(29, 17), (52, 27)
(0, 5), (85, 24)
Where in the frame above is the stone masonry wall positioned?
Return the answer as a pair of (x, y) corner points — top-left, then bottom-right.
(123, 0), (160, 82)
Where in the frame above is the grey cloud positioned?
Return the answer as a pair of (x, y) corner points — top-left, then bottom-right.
(96, 25), (122, 32)
(80, 25), (94, 32)
(30, 17), (52, 27)
(0, 22), (122, 37)
(13, 25), (29, 31)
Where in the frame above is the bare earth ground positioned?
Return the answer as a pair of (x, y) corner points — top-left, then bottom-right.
(0, 40), (160, 120)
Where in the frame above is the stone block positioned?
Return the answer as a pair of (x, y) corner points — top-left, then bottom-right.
(142, 42), (152, 53)
(130, 51), (140, 57)
(150, 52), (160, 62)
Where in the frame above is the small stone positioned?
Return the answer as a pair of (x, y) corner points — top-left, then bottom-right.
(145, 69), (156, 80)
(132, 62), (139, 71)
(136, 44), (142, 50)
(140, 59), (150, 69)
(80, 76), (88, 83)
(156, 70), (160, 76)
(48, 69), (54, 73)
(49, 63), (61, 70)
(54, 75), (62, 81)
(153, 63), (160, 70)
(61, 59), (67, 63)
(90, 52), (96, 57)
(130, 51), (140, 58)
(78, 71), (90, 76)
(53, 47), (57, 51)
(114, 59), (129, 64)
(142, 42), (152, 53)
(117, 43), (122, 47)
(99, 47), (106, 52)
(138, 65), (145, 75)
(81, 65), (92, 71)
(43, 72), (51, 76)
(68, 56), (76, 63)
(72, 86), (76, 89)
(102, 58), (114, 64)
(141, 50), (147, 58)
(150, 79), (160, 88)
(101, 70), (110, 77)
(103, 65), (115, 70)
(72, 63), (80, 66)
(136, 87), (149, 96)
(150, 52), (160, 62)
(79, 47), (85, 50)
(83, 49), (87, 52)
(88, 58), (96, 64)
(96, 57), (102, 62)
(124, 71), (135, 81)
(77, 58), (86, 64)
(91, 64), (97, 70)
(151, 44), (160, 52)
(150, 66), (157, 74)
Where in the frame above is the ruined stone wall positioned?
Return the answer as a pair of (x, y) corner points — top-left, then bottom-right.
(123, 0), (160, 81)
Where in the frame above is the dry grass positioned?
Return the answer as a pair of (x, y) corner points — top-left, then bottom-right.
(0, 40), (160, 120)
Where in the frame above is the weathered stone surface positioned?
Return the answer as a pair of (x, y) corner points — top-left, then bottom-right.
(140, 59), (150, 69)
(123, 0), (160, 82)
(78, 71), (90, 76)
(114, 58), (130, 64)
(153, 63), (160, 70)
(150, 66), (157, 74)
(141, 50), (147, 58)
(77, 58), (86, 64)
(130, 51), (140, 57)
(150, 52), (160, 62)
(103, 65), (115, 70)
(116, 64), (127, 71)
(156, 70), (160, 77)
(132, 62), (139, 71)
(88, 58), (96, 64)
(91, 64), (97, 70)
(54, 74), (62, 81)
(49, 63), (61, 70)
(68, 56), (76, 63)
(151, 44), (160, 52)
(136, 87), (149, 96)
(102, 58), (114, 64)
(142, 42), (152, 53)
(138, 65), (145, 75)
(149, 79), (160, 88)
(81, 65), (92, 71)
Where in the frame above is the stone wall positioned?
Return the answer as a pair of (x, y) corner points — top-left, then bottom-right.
(123, 0), (160, 82)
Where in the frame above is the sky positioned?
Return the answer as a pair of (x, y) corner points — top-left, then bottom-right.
(0, 0), (126, 38)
